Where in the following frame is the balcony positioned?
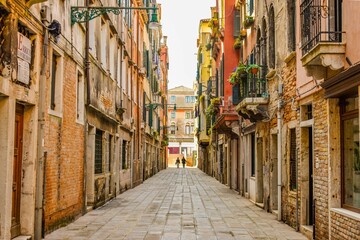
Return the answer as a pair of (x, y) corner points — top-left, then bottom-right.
(300, 0), (345, 79)
(234, 70), (269, 122)
(213, 103), (239, 137)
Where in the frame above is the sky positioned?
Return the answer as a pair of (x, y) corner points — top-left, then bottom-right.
(157, 0), (214, 90)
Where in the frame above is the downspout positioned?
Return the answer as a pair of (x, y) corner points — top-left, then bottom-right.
(277, 86), (282, 221)
(83, 0), (90, 215)
(35, 13), (49, 240)
(130, 23), (134, 189)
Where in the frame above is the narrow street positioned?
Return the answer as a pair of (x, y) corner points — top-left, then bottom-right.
(45, 168), (306, 240)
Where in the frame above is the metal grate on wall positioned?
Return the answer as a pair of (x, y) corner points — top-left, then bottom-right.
(95, 130), (103, 174)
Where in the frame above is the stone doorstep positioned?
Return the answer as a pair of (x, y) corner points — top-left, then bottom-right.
(300, 225), (314, 240)
(12, 236), (32, 240)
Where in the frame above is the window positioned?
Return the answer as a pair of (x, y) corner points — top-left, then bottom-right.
(109, 33), (115, 77)
(341, 97), (360, 212)
(95, 130), (103, 174)
(246, 0), (254, 16)
(122, 140), (127, 169)
(106, 135), (112, 172)
(101, 19), (107, 68)
(170, 96), (176, 103)
(289, 128), (297, 191)
(185, 123), (190, 135)
(287, 0), (296, 51)
(251, 133), (255, 177)
(77, 70), (84, 122)
(185, 112), (190, 119)
(50, 52), (63, 113)
(170, 122), (176, 134)
(171, 111), (176, 119)
(190, 123), (194, 134)
(185, 96), (194, 103)
(269, 6), (275, 69)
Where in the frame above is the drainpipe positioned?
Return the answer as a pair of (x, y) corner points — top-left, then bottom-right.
(35, 11), (49, 239)
(82, 0), (90, 215)
(277, 85), (282, 221)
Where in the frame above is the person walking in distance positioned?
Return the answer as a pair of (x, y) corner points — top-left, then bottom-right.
(181, 156), (187, 168)
(175, 157), (180, 168)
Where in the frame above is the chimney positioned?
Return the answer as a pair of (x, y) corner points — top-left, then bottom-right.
(163, 36), (168, 45)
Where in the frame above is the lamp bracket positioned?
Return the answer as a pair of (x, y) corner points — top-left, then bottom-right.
(71, 6), (157, 24)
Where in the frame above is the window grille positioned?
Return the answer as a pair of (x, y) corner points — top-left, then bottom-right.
(95, 130), (103, 174)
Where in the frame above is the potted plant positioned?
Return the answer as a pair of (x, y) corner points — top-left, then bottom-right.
(246, 64), (260, 74)
(243, 16), (255, 28)
(240, 28), (247, 37)
(233, 37), (242, 49)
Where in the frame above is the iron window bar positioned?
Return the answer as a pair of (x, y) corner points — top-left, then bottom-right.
(300, 0), (342, 56)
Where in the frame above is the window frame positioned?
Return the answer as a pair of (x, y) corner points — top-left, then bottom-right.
(340, 97), (360, 213)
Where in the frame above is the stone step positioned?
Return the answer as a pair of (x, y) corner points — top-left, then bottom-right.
(300, 225), (314, 240)
(12, 236), (32, 240)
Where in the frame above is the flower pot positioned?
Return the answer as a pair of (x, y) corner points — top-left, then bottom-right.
(240, 29), (247, 37)
(250, 67), (259, 74)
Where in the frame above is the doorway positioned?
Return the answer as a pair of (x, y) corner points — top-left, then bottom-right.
(300, 126), (314, 226)
(11, 104), (24, 238)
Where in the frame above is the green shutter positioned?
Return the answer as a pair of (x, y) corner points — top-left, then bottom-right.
(234, 10), (240, 37)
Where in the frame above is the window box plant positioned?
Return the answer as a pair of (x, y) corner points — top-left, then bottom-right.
(243, 16), (254, 28)
(229, 62), (247, 85)
(233, 37), (242, 49)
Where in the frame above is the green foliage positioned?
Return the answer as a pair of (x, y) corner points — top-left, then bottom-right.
(229, 62), (247, 85)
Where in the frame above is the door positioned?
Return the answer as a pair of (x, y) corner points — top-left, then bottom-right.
(308, 127), (314, 225)
(11, 104), (24, 238)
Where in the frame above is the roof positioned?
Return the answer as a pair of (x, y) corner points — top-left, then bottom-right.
(168, 86), (194, 92)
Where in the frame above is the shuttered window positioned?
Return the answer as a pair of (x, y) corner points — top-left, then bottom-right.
(290, 128), (297, 191)
(232, 84), (240, 105)
(95, 130), (103, 174)
(234, 10), (240, 37)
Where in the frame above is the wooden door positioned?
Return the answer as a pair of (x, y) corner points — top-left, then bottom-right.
(11, 104), (23, 238)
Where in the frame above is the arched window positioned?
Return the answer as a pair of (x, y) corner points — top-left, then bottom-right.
(170, 122), (176, 134)
(261, 18), (268, 69)
(287, 0), (296, 51)
(190, 123), (194, 134)
(185, 123), (190, 135)
(256, 29), (262, 65)
(269, 5), (275, 69)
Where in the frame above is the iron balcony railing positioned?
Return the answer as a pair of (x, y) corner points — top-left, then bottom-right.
(300, 0), (342, 56)
(235, 65), (268, 102)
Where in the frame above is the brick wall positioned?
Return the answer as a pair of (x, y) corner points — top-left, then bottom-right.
(280, 56), (298, 227)
(44, 54), (84, 233)
(330, 211), (360, 240)
(313, 90), (329, 239)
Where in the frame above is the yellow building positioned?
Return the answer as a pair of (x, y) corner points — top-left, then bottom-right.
(195, 19), (213, 174)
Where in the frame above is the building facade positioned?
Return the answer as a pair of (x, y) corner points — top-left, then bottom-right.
(198, 0), (360, 239)
(0, 0), (169, 238)
(168, 86), (196, 167)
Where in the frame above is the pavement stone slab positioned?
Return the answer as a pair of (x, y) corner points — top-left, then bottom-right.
(45, 168), (307, 240)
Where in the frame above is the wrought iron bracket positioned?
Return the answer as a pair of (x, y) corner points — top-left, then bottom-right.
(71, 6), (157, 24)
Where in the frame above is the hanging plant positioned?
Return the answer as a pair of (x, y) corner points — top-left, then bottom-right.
(240, 28), (247, 37)
(229, 62), (247, 85)
(243, 16), (255, 28)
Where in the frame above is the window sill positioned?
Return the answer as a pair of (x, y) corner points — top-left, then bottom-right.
(48, 109), (63, 118)
(330, 208), (360, 221)
(76, 119), (85, 125)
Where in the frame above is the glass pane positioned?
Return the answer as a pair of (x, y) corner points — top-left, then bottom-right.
(343, 117), (360, 209)
(345, 97), (359, 112)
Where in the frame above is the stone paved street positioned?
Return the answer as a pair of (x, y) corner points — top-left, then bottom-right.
(45, 168), (307, 240)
